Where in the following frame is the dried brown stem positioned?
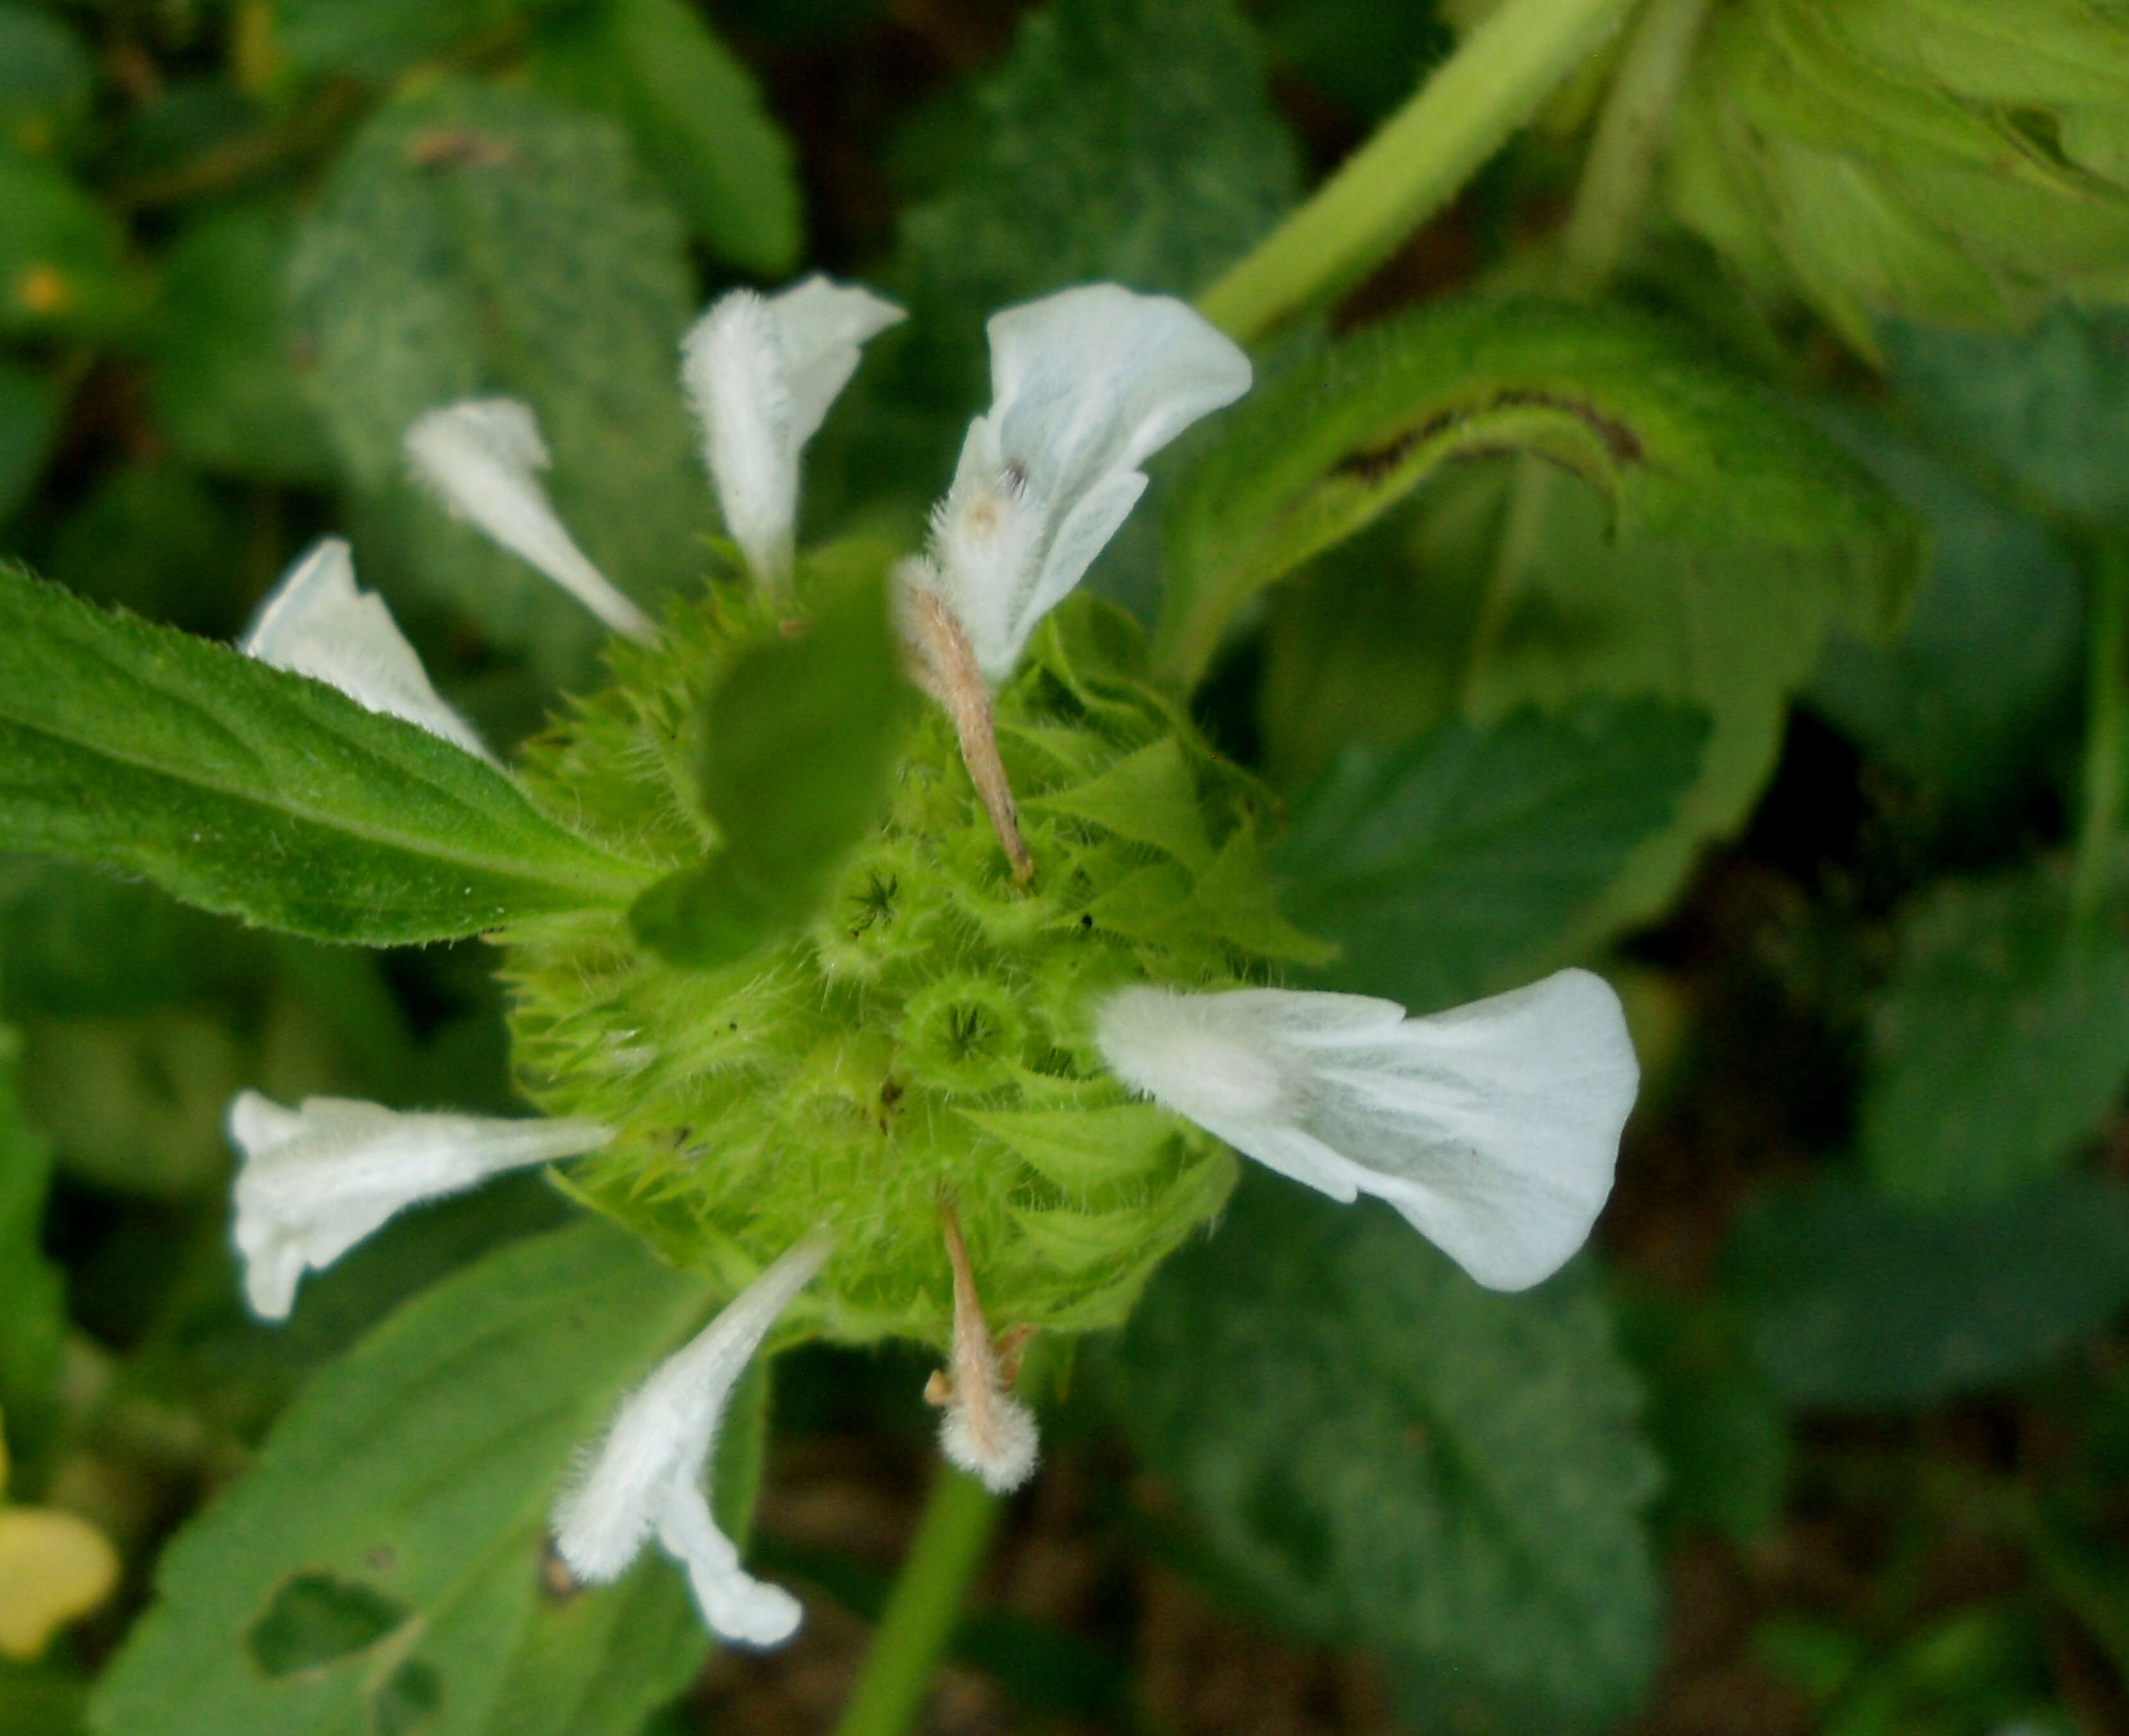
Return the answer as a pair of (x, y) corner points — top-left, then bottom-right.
(898, 587), (1036, 884)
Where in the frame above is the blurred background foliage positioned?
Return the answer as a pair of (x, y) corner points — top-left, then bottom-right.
(3, 0), (2129, 1732)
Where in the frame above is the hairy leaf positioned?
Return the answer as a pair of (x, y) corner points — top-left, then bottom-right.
(1274, 698), (1707, 1012)
(0, 565), (652, 944)
(288, 82), (705, 677)
(533, 0), (801, 275)
(1732, 1175), (2129, 1408)
(1113, 1176), (1663, 1728)
(1864, 866), (2129, 1201)
(1884, 304), (2129, 525)
(1159, 297), (1918, 688)
(91, 1221), (715, 1736)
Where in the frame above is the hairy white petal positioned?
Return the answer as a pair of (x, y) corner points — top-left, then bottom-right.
(929, 284), (1249, 681)
(227, 1092), (611, 1319)
(767, 276), (905, 446)
(1095, 970), (1637, 1291)
(403, 399), (652, 640)
(241, 538), (492, 760)
(681, 277), (902, 591)
(939, 1388), (1039, 1495)
(553, 1237), (830, 1647)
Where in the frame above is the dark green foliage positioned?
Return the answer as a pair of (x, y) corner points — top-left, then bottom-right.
(1863, 868), (2129, 1201)
(1113, 1176), (1664, 1728)
(532, 0), (802, 275)
(1732, 1176), (2129, 1408)
(1275, 697), (1707, 1011)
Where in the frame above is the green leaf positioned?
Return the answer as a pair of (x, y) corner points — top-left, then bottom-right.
(0, 858), (269, 1020)
(0, 146), (133, 340)
(0, 357), (58, 524)
(1806, 415), (2083, 806)
(0, 5), (92, 148)
(1158, 297), (1919, 688)
(1273, 698), (1707, 1013)
(149, 202), (336, 485)
(0, 1667), (85, 1736)
(1862, 866), (2129, 1201)
(277, 0), (572, 78)
(0, 1023), (64, 1456)
(288, 82), (706, 677)
(842, 0), (1296, 546)
(0, 563), (653, 945)
(632, 559), (908, 968)
(1731, 1174), (2129, 1409)
(1112, 1176), (1663, 1728)
(532, 0), (801, 275)
(91, 1220), (714, 1736)
(1883, 304), (2129, 525)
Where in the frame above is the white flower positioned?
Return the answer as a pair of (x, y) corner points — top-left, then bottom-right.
(553, 1236), (830, 1647)
(240, 537), (492, 760)
(682, 276), (904, 593)
(227, 1092), (613, 1319)
(1093, 969), (1637, 1292)
(403, 399), (654, 641)
(925, 1202), (1038, 1493)
(914, 284), (1251, 684)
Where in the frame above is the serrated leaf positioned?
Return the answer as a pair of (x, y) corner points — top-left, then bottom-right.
(0, 1025), (63, 1457)
(1863, 867), (2129, 1201)
(1806, 413), (2083, 805)
(149, 201), (336, 485)
(0, 564), (653, 944)
(1273, 699), (1707, 1012)
(532, 0), (801, 275)
(631, 560), (908, 968)
(288, 82), (706, 677)
(1731, 1175), (2129, 1409)
(1112, 1176), (1663, 1728)
(1883, 304), (2129, 525)
(90, 1220), (715, 1736)
(1157, 297), (1918, 688)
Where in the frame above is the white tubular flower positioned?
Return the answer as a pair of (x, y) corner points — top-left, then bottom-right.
(1093, 969), (1638, 1292)
(228, 1092), (613, 1321)
(553, 1236), (831, 1647)
(681, 276), (905, 593)
(921, 283), (1251, 683)
(403, 399), (654, 642)
(240, 537), (492, 761)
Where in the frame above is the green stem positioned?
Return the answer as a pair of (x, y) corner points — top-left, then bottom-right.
(831, 1468), (1000, 1736)
(1465, 0), (1712, 675)
(2074, 542), (2129, 920)
(1556, 0), (1716, 297)
(1196, 0), (1638, 343)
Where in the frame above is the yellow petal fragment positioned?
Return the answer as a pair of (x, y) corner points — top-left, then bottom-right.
(0, 1507), (120, 1660)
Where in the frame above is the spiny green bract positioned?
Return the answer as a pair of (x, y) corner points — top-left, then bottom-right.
(501, 581), (1330, 1348)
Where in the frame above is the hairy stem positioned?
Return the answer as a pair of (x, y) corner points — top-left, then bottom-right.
(1196, 0), (1637, 343)
(1467, 0), (1714, 675)
(1556, 0), (1717, 296)
(2074, 542), (2129, 921)
(830, 1468), (1002, 1736)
